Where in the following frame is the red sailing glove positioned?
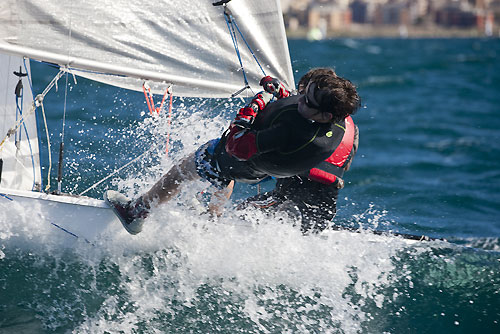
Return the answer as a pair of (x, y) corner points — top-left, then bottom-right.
(250, 92), (272, 111)
(233, 106), (257, 128)
(260, 76), (290, 99)
(232, 92), (272, 128)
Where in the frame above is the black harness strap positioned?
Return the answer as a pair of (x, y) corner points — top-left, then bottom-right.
(314, 160), (345, 179)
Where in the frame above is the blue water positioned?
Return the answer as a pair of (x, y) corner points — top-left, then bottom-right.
(1, 38), (499, 333)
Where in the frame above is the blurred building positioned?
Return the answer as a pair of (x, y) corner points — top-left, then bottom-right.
(434, 0), (495, 33)
(308, 0), (352, 31)
(281, 0), (497, 36)
(492, 1), (500, 27)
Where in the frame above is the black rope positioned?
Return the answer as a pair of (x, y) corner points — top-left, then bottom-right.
(212, 0), (231, 6)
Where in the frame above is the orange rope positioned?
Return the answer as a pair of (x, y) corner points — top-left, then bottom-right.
(165, 91), (173, 156)
(158, 88), (169, 114)
(143, 83), (170, 114)
(142, 84), (154, 115)
(142, 83), (174, 156)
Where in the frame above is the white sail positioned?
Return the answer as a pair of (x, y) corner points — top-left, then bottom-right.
(0, 54), (41, 191)
(0, 0), (295, 97)
(0, 0), (296, 244)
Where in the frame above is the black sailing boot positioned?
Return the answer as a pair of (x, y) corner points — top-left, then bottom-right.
(104, 190), (149, 235)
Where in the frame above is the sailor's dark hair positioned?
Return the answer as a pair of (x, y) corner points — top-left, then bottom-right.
(297, 68), (336, 93)
(301, 68), (361, 123)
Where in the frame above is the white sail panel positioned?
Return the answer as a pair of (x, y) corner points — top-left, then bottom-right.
(0, 54), (42, 191)
(0, 0), (295, 97)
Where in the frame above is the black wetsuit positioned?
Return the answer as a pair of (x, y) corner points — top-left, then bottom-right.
(207, 95), (344, 184)
(239, 176), (340, 232)
(194, 93), (358, 232)
(239, 117), (359, 233)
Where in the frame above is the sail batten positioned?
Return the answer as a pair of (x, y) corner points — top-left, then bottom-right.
(0, 0), (295, 97)
(0, 43), (246, 95)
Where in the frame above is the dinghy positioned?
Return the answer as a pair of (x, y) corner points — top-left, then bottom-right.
(0, 0), (439, 245)
(0, 0), (294, 243)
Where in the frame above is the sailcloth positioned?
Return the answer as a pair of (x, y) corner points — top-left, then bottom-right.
(0, 54), (41, 191)
(0, 0), (295, 97)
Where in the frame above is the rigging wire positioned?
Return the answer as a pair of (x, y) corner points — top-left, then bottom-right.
(57, 5), (74, 194)
(224, 10), (249, 87)
(0, 70), (64, 152)
(17, 61), (37, 191)
(221, 4), (267, 97)
(78, 146), (157, 196)
(165, 87), (174, 156)
(230, 16), (267, 77)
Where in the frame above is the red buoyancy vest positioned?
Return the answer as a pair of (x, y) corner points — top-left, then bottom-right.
(308, 116), (355, 185)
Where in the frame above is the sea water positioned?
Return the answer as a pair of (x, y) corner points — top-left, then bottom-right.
(1, 38), (499, 333)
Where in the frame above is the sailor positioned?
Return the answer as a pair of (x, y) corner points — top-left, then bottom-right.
(105, 69), (361, 235)
(238, 68), (359, 232)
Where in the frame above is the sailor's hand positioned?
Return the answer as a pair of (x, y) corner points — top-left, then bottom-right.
(232, 92), (272, 128)
(233, 106), (258, 128)
(249, 92), (272, 111)
(259, 76), (290, 99)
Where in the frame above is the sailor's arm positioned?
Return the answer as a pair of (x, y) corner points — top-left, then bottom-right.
(225, 122), (288, 161)
(224, 91), (290, 161)
(224, 76), (292, 161)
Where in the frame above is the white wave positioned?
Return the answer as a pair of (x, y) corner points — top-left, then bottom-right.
(0, 99), (434, 333)
(70, 194), (424, 333)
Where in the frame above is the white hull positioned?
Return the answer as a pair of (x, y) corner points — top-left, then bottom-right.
(0, 187), (120, 244)
(0, 188), (434, 248)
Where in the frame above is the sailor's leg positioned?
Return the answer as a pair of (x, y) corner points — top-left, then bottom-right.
(208, 180), (234, 217)
(104, 152), (199, 235)
(139, 152), (199, 208)
(236, 190), (286, 215)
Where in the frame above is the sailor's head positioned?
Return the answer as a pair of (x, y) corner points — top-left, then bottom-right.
(297, 67), (337, 93)
(298, 68), (361, 123)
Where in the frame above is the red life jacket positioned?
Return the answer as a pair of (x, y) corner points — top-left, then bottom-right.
(308, 116), (355, 185)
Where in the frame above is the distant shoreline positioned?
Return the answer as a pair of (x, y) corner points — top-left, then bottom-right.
(286, 25), (499, 39)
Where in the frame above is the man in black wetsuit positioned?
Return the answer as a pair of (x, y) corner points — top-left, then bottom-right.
(105, 69), (361, 235)
(238, 68), (359, 232)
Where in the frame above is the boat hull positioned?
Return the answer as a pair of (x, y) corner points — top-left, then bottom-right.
(0, 187), (120, 244)
(0, 188), (435, 247)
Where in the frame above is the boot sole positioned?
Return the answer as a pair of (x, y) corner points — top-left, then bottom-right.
(104, 190), (144, 235)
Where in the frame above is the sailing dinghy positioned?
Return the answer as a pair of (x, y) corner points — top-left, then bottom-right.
(0, 1), (440, 245)
(0, 0), (295, 243)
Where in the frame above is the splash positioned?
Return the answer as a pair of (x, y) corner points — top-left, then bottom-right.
(2, 85), (499, 333)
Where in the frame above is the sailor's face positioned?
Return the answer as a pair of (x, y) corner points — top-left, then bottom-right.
(298, 94), (321, 119)
(298, 95), (333, 123)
